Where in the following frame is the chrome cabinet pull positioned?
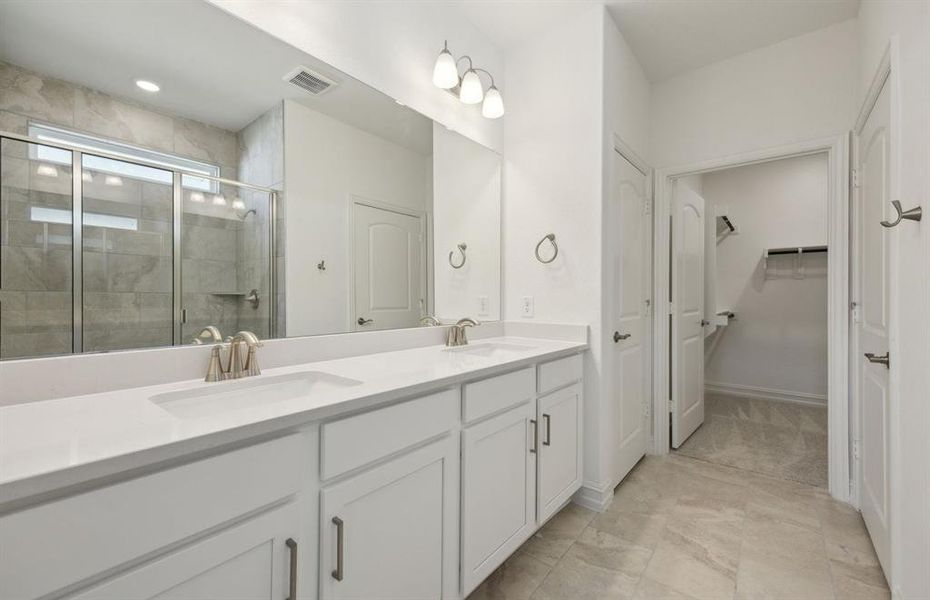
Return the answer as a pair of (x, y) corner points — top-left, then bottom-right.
(543, 414), (551, 446)
(331, 516), (345, 581)
(864, 352), (890, 368)
(613, 331), (631, 343)
(285, 538), (298, 600)
(357, 317), (373, 326)
(529, 419), (538, 453)
(880, 200), (922, 228)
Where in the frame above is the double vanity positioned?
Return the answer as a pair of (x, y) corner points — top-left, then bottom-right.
(0, 328), (586, 600)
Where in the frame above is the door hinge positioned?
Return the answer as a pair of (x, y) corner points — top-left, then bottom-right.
(852, 168), (860, 188)
(668, 399), (674, 413)
(644, 199), (652, 216)
(850, 301), (861, 324)
(852, 439), (860, 460)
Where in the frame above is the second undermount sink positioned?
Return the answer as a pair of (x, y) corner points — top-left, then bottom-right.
(444, 342), (537, 359)
(151, 371), (363, 419)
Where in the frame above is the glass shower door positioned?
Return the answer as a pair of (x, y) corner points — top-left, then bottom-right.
(0, 138), (73, 359)
(81, 154), (173, 352)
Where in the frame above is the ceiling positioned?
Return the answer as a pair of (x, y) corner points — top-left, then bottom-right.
(451, 0), (859, 82)
(0, 0), (432, 153)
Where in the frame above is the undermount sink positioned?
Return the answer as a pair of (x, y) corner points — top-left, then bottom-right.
(151, 371), (363, 419)
(444, 342), (537, 359)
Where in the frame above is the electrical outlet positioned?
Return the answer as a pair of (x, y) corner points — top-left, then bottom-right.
(521, 296), (534, 318)
(478, 296), (490, 316)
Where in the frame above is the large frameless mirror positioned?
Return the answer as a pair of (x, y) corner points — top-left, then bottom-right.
(0, 0), (501, 360)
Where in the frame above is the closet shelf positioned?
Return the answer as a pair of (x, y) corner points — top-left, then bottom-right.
(762, 245), (828, 279)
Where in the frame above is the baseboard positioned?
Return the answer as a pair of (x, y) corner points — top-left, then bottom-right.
(573, 481), (614, 512)
(705, 381), (827, 408)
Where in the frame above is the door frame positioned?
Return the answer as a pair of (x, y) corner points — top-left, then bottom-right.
(651, 133), (851, 502)
(851, 38), (900, 572)
(347, 194), (428, 332)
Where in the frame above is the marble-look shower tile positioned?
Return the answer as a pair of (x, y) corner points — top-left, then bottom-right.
(1, 156), (29, 189)
(0, 110), (28, 136)
(174, 117), (238, 167)
(520, 503), (596, 566)
(105, 254), (172, 293)
(0, 62), (74, 126)
(74, 89), (174, 153)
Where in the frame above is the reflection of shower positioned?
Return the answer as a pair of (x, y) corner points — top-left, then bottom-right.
(237, 208), (257, 220)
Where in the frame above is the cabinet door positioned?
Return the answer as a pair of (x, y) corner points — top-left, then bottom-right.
(68, 503), (300, 600)
(461, 401), (537, 595)
(320, 435), (458, 600)
(538, 384), (583, 523)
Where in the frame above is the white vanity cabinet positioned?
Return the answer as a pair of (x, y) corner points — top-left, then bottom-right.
(67, 502), (299, 600)
(319, 389), (460, 600)
(537, 382), (583, 522)
(461, 368), (538, 595)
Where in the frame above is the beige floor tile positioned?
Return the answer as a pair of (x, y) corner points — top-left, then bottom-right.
(467, 551), (552, 600)
(590, 509), (668, 550)
(642, 537), (738, 600)
(742, 510), (828, 567)
(632, 576), (702, 600)
(569, 526), (653, 576)
(829, 558), (890, 600)
(735, 548), (834, 600)
(520, 503), (596, 566)
(530, 550), (640, 600)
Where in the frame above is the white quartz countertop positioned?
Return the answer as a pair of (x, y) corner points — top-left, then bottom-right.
(0, 336), (585, 505)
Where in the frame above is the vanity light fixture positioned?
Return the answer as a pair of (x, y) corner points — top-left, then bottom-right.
(189, 191), (205, 203)
(231, 198), (246, 210)
(36, 164), (58, 178)
(212, 194), (227, 206)
(82, 171), (93, 184)
(104, 175), (123, 186)
(135, 79), (160, 93)
(432, 41), (504, 118)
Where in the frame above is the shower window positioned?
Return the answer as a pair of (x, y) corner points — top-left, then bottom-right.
(28, 123), (221, 192)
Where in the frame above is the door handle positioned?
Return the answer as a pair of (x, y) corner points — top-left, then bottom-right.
(613, 331), (631, 343)
(700, 319), (710, 327)
(357, 317), (373, 326)
(285, 538), (298, 600)
(864, 352), (890, 368)
(331, 516), (344, 581)
(542, 414), (551, 446)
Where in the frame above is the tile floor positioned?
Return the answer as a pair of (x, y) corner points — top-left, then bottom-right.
(467, 454), (889, 600)
(675, 393), (828, 487)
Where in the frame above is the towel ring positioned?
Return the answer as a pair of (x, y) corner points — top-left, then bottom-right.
(535, 233), (558, 264)
(449, 243), (467, 269)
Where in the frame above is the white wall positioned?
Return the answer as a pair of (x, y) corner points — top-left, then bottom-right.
(503, 5), (606, 493)
(209, 0), (503, 153)
(701, 154), (829, 402)
(857, 2), (930, 597)
(651, 19), (858, 168)
(284, 100), (430, 337)
(432, 123), (501, 321)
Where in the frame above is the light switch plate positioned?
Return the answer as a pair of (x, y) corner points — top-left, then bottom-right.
(478, 296), (490, 316)
(521, 296), (534, 318)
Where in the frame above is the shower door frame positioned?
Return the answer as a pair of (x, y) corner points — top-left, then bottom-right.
(0, 130), (278, 356)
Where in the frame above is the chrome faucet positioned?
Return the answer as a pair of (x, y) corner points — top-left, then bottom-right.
(203, 330), (262, 382)
(419, 315), (441, 327)
(446, 318), (480, 347)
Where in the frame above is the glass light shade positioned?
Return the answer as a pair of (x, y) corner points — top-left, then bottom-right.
(482, 86), (504, 119)
(432, 49), (459, 89)
(459, 69), (484, 104)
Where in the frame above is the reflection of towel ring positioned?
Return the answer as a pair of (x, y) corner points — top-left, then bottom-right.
(449, 243), (467, 269)
(535, 233), (558, 264)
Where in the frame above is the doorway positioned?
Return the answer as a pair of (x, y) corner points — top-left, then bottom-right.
(652, 135), (851, 501)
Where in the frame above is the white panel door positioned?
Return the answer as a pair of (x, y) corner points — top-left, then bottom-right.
(69, 503), (299, 600)
(609, 151), (650, 482)
(461, 401), (537, 596)
(672, 183), (706, 448)
(320, 436), (457, 600)
(353, 202), (424, 331)
(537, 383), (583, 522)
(856, 78), (892, 574)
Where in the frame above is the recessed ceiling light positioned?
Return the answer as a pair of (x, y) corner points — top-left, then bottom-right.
(135, 79), (160, 93)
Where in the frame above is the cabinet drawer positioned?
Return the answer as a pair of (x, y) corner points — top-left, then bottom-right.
(0, 434), (305, 600)
(537, 354), (583, 394)
(463, 367), (535, 424)
(321, 389), (458, 480)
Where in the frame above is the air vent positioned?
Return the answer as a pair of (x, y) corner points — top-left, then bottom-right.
(283, 66), (337, 96)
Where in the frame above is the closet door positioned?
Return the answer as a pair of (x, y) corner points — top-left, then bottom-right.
(671, 183), (705, 447)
